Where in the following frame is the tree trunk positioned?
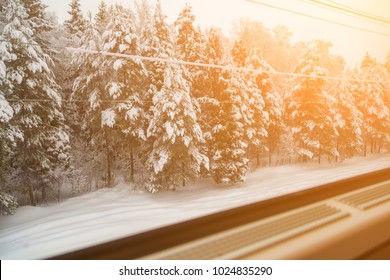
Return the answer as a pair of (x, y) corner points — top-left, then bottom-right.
(130, 145), (134, 183)
(23, 141), (36, 206)
(28, 183), (36, 206)
(317, 146), (321, 164)
(41, 185), (46, 202)
(268, 145), (272, 167)
(57, 181), (61, 202)
(363, 141), (367, 157)
(182, 162), (186, 187)
(104, 127), (112, 187)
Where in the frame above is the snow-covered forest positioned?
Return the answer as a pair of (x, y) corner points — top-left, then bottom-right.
(1, 0), (389, 215)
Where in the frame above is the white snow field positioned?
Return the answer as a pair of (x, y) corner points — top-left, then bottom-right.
(0, 155), (389, 259)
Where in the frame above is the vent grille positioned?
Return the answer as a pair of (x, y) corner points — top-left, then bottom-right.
(151, 204), (347, 260)
(338, 181), (390, 210)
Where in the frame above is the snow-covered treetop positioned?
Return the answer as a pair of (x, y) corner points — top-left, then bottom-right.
(174, 4), (199, 61)
(95, 0), (108, 34)
(205, 27), (229, 66)
(231, 39), (248, 67)
(361, 52), (376, 70)
(65, 0), (86, 36)
(291, 42), (330, 92)
(103, 5), (138, 54)
(1, 0), (57, 100)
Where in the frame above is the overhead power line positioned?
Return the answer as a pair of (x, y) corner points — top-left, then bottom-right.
(244, 0), (390, 38)
(298, 0), (390, 26)
(320, 0), (390, 25)
(66, 47), (381, 83)
(0, 40), (384, 83)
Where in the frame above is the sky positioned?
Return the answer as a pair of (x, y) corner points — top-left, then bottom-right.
(42, 0), (390, 66)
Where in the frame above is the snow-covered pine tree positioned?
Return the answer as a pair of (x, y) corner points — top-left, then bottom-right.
(95, 0), (108, 35)
(22, 0), (49, 32)
(174, 4), (204, 64)
(0, 65), (18, 214)
(65, 0), (86, 37)
(174, 4), (208, 98)
(0, 0), (19, 214)
(139, 0), (174, 127)
(72, 16), (116, 187)
(142, 1), (208, 191)
(173, 4), (209, 171)
(134, 0), (151, 35)
(231, 42), (267, 167)
(21, 0), (54, 58)
(210, 67), (250, 184)
(243, 48), (284, 167)
(101, 4), (147, 183)
(140, 0), (172, 93)
(352, 53), (390, 154)
(196, 29), (250, 184)
(231, 39), (248, 67)
(198, 27), (227, 158)
(145, 63), (209, 192)
(139, 0), (171, 172)
(1, 0), (70, 206)
(331, 80), (363, 160)
(286, 42), (336, 163)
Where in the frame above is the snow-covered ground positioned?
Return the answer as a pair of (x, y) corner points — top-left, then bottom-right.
(0, 155), (389, 259)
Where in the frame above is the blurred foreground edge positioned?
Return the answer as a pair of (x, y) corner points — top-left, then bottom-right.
(51, 167), (390, 260)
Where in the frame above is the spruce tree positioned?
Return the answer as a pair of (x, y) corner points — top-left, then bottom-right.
(134, 0), (151, 34)
(1, 0), (70, 205)
(200, 29), (251, 183)
(174, 4), (207, 98)
(0, 71), (18, 214)
(286, 42), (335, 163)
(174, 4), (209, 170)
(95, 0), (108, 35)
(240, 48), (272, 166)
(101, 4), (147, 183)
(140, 0), (172, 95)
(210, 68), (250, 184)
(142, 1), (208, 191)
(331, 80), (363, 160)
(65, 0), (86, 37)
(353, 53), (390, 154)
(174, 4), (204, 64)
(145, 63), (208, 192)
(247, 49), (284, 166)
(22, 0), (50, 32)
(139, 0), (172, 171)
(199, 27), (227, 156)
(72, 17), (114, 187)
(231, 39), (248, 67)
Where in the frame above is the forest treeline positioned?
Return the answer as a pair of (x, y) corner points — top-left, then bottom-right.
(1, 0), (389, 214)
